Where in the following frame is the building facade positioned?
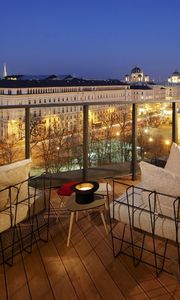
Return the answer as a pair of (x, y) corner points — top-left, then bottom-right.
(0, 78), (172, 140)
(168, 71), (180, 84)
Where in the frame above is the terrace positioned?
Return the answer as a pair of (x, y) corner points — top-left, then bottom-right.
(0, 99), (180, 299)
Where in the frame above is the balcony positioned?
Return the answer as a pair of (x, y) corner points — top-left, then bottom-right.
(0, 99), (180, 299)
(1, 176), (180, 299)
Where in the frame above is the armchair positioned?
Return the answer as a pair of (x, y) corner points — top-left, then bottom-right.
(109, 143), (180, 278)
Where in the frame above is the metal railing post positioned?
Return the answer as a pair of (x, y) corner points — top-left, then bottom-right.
(172, 102), (178, 143)
(83, 105), (89, 181)
(132, 103), (137, 180)
(25, 107), (30, 159)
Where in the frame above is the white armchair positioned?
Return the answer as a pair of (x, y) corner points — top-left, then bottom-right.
(109, 143), (180, 278)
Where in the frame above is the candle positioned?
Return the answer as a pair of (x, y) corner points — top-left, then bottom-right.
(78, 186), (92, 191)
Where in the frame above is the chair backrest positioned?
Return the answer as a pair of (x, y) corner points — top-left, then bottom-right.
(0, 159), (31, 209)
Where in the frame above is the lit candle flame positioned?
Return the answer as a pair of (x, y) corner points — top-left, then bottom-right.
(78, 187), (92, 191)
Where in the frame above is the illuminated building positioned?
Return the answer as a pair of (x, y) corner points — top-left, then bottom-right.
(124, 66), (150, 83)
(168, 70), (180, 83)
(0, 71), (177, 141)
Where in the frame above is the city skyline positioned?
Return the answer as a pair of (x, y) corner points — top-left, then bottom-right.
(1, 0), (180, 80)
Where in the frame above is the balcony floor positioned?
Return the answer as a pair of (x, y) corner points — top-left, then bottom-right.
(1, 178), (180, 300)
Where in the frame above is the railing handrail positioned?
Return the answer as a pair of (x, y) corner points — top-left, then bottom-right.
(0, 98), (180, 110)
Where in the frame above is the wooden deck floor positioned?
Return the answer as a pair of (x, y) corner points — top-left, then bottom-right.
(1, 178), (180, 300)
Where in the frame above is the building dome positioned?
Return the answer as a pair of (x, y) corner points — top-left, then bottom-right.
(172, 70), (180, 76)
(131, 66), (142, 74)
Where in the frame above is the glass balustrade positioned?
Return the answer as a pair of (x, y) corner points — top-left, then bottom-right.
(0, 100), (179, 180)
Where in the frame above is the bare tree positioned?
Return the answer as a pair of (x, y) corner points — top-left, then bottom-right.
(0, 133), (22, 164)
(114, 105), (132, 162)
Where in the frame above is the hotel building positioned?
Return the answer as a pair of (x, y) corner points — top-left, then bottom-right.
(0, 74), (176, 140)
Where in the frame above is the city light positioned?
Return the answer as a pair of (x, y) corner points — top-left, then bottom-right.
(164, 139), (170, 146)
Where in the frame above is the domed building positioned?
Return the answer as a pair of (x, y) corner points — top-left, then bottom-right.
(168, 70), (180, 83)
(124, 66), (150, 83)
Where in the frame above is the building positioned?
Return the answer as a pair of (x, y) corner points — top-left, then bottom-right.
(0, 77), (130, 140)
(130, 84), (165, 102)
(0, 75), (175, 141)
(168, 70), (180, 84)
(124, 66), (150, 83)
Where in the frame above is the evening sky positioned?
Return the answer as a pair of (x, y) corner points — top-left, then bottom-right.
(1, 0), (180, 81)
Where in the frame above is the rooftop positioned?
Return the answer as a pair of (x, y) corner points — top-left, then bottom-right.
(0, 77), (127, 88)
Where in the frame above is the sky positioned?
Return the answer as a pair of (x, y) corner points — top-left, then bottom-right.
(1, 0), (180, 81)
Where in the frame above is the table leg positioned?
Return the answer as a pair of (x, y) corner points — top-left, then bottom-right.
(100, 211), (108, 235)
(67, 212), (75, 247)
(75, 212), (79, 222)
(104, 197), (109, 210)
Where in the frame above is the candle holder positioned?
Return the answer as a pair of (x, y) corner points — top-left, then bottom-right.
(72, 181), (99, 204)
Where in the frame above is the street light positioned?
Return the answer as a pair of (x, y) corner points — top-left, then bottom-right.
(148, 137), (153, 142)
(164, 139), (170, 146)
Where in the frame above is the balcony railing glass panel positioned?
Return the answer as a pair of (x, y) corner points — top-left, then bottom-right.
(30, 105), (83, 174)
(0, 100), (178, 180)
(88, 104), (132, 177)
(137, 102), (172, 161)
(177, 103), (180, 144)
(0, 108), (25, 165)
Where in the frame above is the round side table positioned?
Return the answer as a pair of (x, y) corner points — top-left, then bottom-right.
(66, 193), (108, 247)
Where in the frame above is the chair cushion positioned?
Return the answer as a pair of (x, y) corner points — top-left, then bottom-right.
(0, 187), (12, 212)
(12, 202), (29, 225)
(165, 142), (180, 175)
(0, 159), (31, 209)
(56, 181), (78, 196)
(29, 191), (49, 216)
(0, 211), (12, 233)
(110, 187), (180, 243)
(110, 186), (146, 225)
(95, 183), (112, 195)
(140, 161), (180, 218)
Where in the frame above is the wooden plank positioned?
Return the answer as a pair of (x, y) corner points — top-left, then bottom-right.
(37, 235), (78, 300)
(77, 209), (173, 299)
(83, 225), (149, 299)
(0, 265), (9, 300)
(60, 214), (125, 300)
(23, 244), (55, 300)
(4, 254), (31, 300)
(50, 222), (102, 300)
(72, 213), (149, 299)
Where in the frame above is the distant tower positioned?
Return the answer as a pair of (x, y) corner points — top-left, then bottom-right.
(3, 63), (7, 78)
